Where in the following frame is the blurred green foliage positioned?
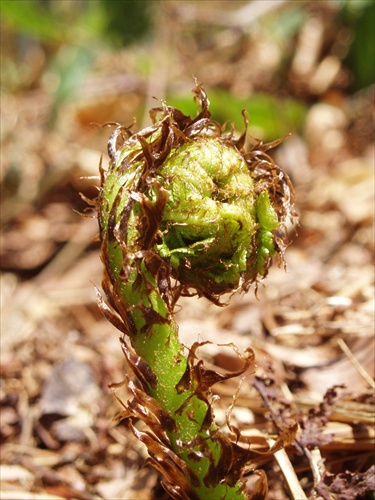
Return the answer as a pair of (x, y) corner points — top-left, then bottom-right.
(0, 0), (155, 47)
(0, 0), (65, 43)
(339, 0), (375, 91)
(0, 0), (156, 101)
(265, 4), (308, 41)
(101, 0), (156, 47)
(1, 0), (372, 137)
(168, 91), (307, 141)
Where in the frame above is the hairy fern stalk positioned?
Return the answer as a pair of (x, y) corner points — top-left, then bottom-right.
(98, 83), (295, 499)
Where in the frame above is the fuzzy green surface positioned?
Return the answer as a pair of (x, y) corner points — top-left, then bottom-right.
(154, 137), (257, 293)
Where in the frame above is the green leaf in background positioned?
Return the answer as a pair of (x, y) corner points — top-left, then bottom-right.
(168, 90), (307, 141)
(340, 0), (375, 91)
(0, 0), (65, 43)
(46, 45), (95, 127)
(265, 3), (308, 41)
(100, 0), (156, 47)
(49, 45), (95, 104)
